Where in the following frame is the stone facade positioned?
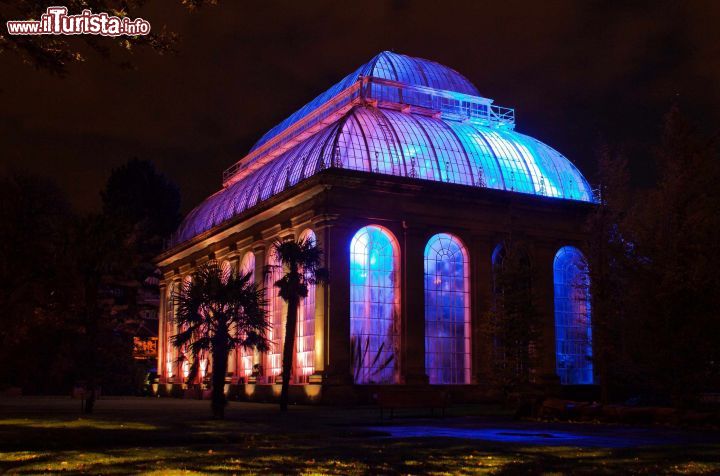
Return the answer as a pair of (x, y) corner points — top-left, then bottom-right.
(156, 168), (592, 403)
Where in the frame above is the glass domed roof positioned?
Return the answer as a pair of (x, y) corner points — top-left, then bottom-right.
(173, 104), (594, 245)
(250, 51), (480, 153)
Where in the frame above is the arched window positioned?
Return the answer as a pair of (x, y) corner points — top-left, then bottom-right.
(266, 250), (285, 381)
(181, 275), (193, 381)
(220, 260), (233, 284)
(424, 233), (471, 384)
(554, 246), (593, 385)
(220, 260), (237, 377)
(350, 225), (400, 384)
(296, 229), (316, 383)
(165, 282), (178, 380)
(238, 252), (255, 380)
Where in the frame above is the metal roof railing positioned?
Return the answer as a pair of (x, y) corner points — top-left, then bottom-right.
(222, 76), (516, 187)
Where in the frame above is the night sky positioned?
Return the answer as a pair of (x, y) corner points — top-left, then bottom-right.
(1, 0), (718, 213)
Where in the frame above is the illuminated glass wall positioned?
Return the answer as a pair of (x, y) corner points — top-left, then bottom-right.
(296, 229), (316, 382)
(181, 275), (193, 381)
(173, 107), (594, 246)
(266, 252), (285, 380)
(220, 260), (236, 376)
(350, 225), (400, 384)
(424, 233), (471, 384)
(554, 246), (593, 385)
(238, 252), (255, 379)
(164, 282), (177, 380)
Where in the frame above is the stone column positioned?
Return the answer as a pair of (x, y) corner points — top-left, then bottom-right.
(227, 255), (240, 382)
(401, 222), (428, 384)
(533, 242), (560, 384)
(310, 216), (331, 382)
(252, 243), (267, 382)
(471, 237), (496, 385)
(322, 216), (354, 385)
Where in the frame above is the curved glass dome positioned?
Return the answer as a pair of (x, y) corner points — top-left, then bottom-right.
(173, 106), (594, 245)
(250, 51), (480, 153)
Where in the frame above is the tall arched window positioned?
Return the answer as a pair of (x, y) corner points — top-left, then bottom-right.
(181, 275), (193, 381)
(296, 229), (316, 383)
(554, 246), (593, 385)
(350, 225), (400, 384)
(424, 233), (471, 384)
(220, 260), (233, 284)
(220, 260), (236, 377)
(238, 252), (256, 380)
(165, 282), (178, 381)
(266, 250), (285, 381)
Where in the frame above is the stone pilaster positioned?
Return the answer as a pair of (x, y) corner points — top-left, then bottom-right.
(533, 242), (560, 382)
(321, 216), (354, 385)
(471, 237), (496, 385)
(401, 222), (428, 384)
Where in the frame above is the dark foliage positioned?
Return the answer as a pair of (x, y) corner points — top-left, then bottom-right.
(586, 106), (720, 404)
(0, 159), (180, 403)
(483, 240), (540, 393)
(0, 0), (236, 75)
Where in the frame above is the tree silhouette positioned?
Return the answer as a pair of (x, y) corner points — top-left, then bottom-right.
(269, 237), (328, 412)
(173, 261), (269, 418)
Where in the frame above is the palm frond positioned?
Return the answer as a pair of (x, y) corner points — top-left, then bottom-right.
(169, 260), (270, 363)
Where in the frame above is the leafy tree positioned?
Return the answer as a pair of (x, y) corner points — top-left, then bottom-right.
(0, 171), (77, 392)
(624, 106), (720, 403)
(101, 159), (180, 293)
(0, 0), (219, 75)
(0, 160), (178, 400)
(76, 159), (180, 411)
(102, 158), (181, 253)
(584, 145), (633, 403)
(173, 261), (269, 418)
(269, 237), (328, 412)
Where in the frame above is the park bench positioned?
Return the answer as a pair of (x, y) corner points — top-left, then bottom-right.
(375, 389), (449, 419)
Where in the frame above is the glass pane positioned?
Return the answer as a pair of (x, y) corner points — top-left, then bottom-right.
(424, 234), (471, 384)
(350, 225), (399, 384)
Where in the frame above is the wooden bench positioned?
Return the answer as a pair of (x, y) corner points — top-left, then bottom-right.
(375, 389), (449, 419)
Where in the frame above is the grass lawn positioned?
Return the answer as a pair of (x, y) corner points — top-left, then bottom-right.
(1, 397), (719, 474)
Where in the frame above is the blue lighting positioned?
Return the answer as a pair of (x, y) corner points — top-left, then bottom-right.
(424, 233), (471, 384)
(251, 51), (480, 153)
(172, 52), (595, 246)
(365, 425), (688, 448)
(554, 246), (594, 385)
(350, 225), (399, 384)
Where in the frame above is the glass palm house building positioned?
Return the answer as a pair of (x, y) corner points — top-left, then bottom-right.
(156, 52), (595, 402)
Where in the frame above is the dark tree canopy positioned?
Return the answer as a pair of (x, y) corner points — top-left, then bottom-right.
(102, 158), (181, 250)
(0, 0), (218, 75)
(0, 171), (77, 391)
(586, 106), (720, 403)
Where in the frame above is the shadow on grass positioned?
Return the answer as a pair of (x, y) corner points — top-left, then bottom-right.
(4, 439), (720, 474)
(1, 398), (720, 474)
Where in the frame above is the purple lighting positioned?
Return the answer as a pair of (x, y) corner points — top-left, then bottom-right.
(350, 225), (400, 384)
(171, 52), (594, 246)
(424, 233), (471, 384)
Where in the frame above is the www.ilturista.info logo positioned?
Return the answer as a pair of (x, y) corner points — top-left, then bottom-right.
(6, 7), (151, 36)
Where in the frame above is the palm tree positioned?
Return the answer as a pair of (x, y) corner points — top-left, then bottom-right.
(270, 237), (328, 412)
(172, 261), (269, 419)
